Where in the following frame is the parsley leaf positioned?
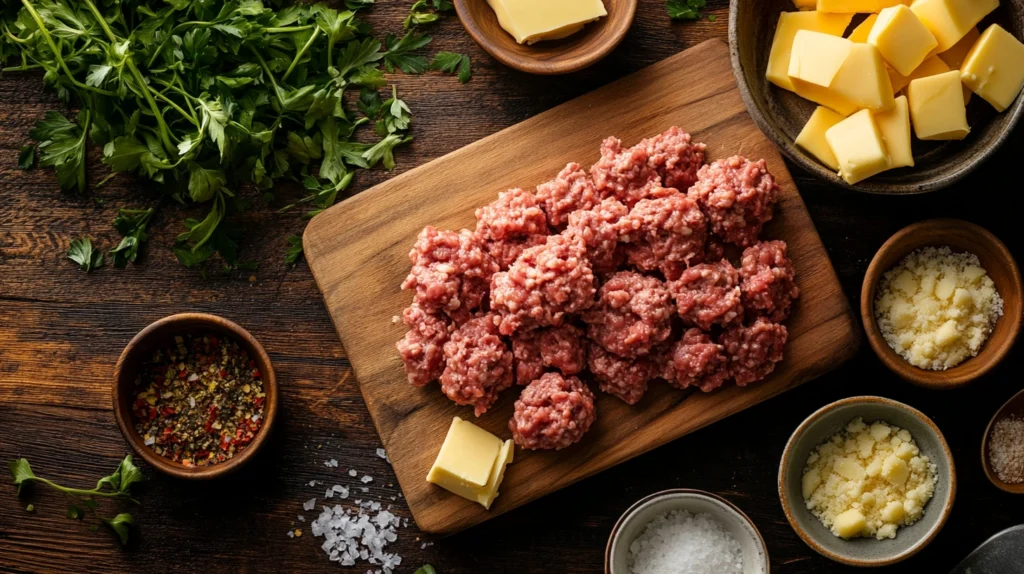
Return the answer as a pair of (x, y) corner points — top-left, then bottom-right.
(17, 145), (35, 170)
(285, 234), (304, 264)
(111, 208), (154, 268)
(666, 0), (707, 20)
(384, 31), (432, 74)
(67, 237), (105, 272)
(430, 51), (472, 83)
(414, 566), (437, 574)
(30, 111), (90, 193)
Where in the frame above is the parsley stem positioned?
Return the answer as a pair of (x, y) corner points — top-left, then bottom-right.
(150, 89), (199, 127)
(283, 27), (321, 82)
(249, 47), (287, 110)
(265, 25), (315, 33)
(19, 0), (116, 97)
(30, 476), (126, 499)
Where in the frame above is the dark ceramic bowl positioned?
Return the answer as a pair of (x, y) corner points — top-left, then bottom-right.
(982, 388), (1024, 494)
(729, 0), (1024, 194)
(112, 313), (278, 480)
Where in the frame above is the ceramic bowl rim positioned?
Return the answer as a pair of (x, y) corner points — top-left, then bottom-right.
(980, 387), (1024, 494)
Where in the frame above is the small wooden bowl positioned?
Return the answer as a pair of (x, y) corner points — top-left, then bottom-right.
(981, 387), (1024, 494)
(861, 219), (1023, 388)
(454, 0), (637, 75)
(729, 0), (1024, 194)
(112, 313), (278, 480)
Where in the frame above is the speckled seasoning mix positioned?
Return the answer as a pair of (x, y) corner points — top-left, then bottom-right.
(132, 334), (265, 467)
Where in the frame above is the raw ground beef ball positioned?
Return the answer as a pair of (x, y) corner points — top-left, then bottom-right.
(720, 318), (788, 386)
(440, 315), (514, 416)
(587, 342), (656, 405)
(509, 372), (597, 450)
(739, 240), (799, 322)
(662, 329), (730, 392)
(583, 271), (675, 358)
(535, 163), (599, 228)
(637, 127), (706, 191)
(563, 198), (629, 274)
(590, 137), (661, 206)
(669, 260), (744, 330)
(704, 237), (727, 263)
(396, 304), (451, 387)
(619, 189), (708, 280)
(401, 226), (498, 323)
(689, 156), (780, 248)
(512, 324), (586, 385)
(475, 188), (550, 269)
(490, 235), (596, 335)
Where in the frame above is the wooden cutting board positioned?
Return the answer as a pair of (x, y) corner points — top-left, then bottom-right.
(304, 39), (859, 535)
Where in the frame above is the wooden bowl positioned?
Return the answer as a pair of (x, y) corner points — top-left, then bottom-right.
(728, 0), (1024, 194)
(981, 387), (1024, 494)
(779, 396), (956, 567)
(112, 313), (279, 480)
(453, 0), (637, 75)
(861, 219), (1023, 388)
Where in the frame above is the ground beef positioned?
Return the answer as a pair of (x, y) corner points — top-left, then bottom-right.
(475, 188), (550, 269)
(662, 329), (730, 392)
(396, 305), (451, 387)
(490, 235), (596, 335)
(704, 236), (727, 263)
(509, 372), (596, 450)
(402, 226), (498, 324)
(563, 198), (629, 274)
(587, 342), (656, 405)
(512, 324), (586, 385)
(583, 271), (674, 358)
(590, 137), (661, 207)
(689, 156), (779, 248)
(720, 318), (788, 386)
(739, 240), (799, 322)
(669, 260), (744, 330)
(619, 189), (707, 280)
(440, 315), (514, 416)
(637, 127), (706, 191)
(535, 163), (599, 228)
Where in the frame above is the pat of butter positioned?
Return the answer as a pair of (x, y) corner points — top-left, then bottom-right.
(789, 30), (854, 88)
(796, 106), (848, 170)
(938, 26), (979, 69)
(816, 0), (906, 14)
(873, 95), (914, 169)
(487, 0), (607, 45)
(911, 0), (999, 53)
(793, 43), (894, 115)
(961, 24), (1024, 113)
(907, 70), (970, 140)
(426, 417), (514, 509)
(767, 11), (855, 92)
(847, 14), (878, 44)
(869, 5), (938, 76)
(826, 109), (891, 184)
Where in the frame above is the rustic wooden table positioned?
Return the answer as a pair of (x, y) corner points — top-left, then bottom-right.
(0, 1), (1021, 572)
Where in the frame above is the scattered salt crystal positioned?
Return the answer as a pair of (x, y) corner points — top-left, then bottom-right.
(287, 530), (295, 539)
(376, 448), (389, 462)
(309, 480), (317, 487)
(298, 516), (305, 522)
(329, 459), (339, 467)
(303, 498), (317, 511)
(628, 510), (743, 574)
(325, 489), (334, 499)
(310, 496), (407, 574)
(360, 487), (369, 493)
(349, 469), (358, 477)
(361, 475), (373, 484)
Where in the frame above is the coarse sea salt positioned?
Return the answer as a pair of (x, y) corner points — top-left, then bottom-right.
(311, 502), (404, 573)
(628, 510), (743, 574)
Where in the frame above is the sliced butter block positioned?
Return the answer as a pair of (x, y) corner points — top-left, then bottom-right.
(767, 12), (856, 91)
(427, 417), (508, 507)
(911, 0), (999, 53)
(794, 43), (894, 114)
(961, 24), (1024, 113)
(847, 14), (878, 43)
(908, 70), (970, 140)
(796, 106), (848, 170)
(486, 0), (607, 45)
(874, 95), (914, 169)
(477, 439), (514, 510)
(938, 26), (980, 69)
(869, 5), (938, 76)
(816, 0), (906, 14)
(792, 79), (859, 115)
(826, 109), (891, 184)
(789, 30), (855, 88)
(793, 0), (818, 9)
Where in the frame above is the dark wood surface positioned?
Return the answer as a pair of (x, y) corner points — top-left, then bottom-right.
(0, 1), (1021, 572)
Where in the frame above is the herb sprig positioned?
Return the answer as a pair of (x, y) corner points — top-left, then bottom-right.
(666, 0), (708, 20)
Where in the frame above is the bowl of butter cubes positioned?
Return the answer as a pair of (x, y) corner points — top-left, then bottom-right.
(729, 0), (1024, 194)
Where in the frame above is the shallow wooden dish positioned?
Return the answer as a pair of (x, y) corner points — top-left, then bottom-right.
(454, 0), (637, 75)
(729, 0), (1024, 194)
(860, 219), (1023, 389)
(112, 313), (279, 480)
(981, 388), (1024, 494)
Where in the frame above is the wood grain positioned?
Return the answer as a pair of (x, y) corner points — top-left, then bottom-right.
(304, 39), (859, 534)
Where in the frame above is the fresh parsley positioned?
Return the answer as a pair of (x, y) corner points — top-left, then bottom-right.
(285, 234), (304, 264)
(430, 51), (472, 84)
(666, 0), (707, 20)
(17, 144), (35, 170)
(111, 208), (155, 268)
(67, 237), (105, 272)
(414, 566), (437, 574)
(9, 455), (143, 545)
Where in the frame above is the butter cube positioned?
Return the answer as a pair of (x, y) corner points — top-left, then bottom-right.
(935, 319), (960, 346)
(847, 15), (878, 43)
(833, 509), (867, 539)
(938, 26), (980, 69)
(961, 25), (1024, 112)
(796, 106), (848, 170)
(873, 95), (914, 169)
(817, 0), (905, 13)
(767, 11), (856, 91)
(881, 500), (906, 523)
(486, 0), (607, 45)
(881, 454), (910, 486)
(869, 5), (939, 76)
(427, 417), (514, 509)
(911, 0), (999, 52)
(803, 471), (823, 499)
(907, 70), (970, 140)
(832, 43), (897, 111)
(789, 30), (855, 88)
(794, 0), (818, 9)
(825, 109), (891, 184)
